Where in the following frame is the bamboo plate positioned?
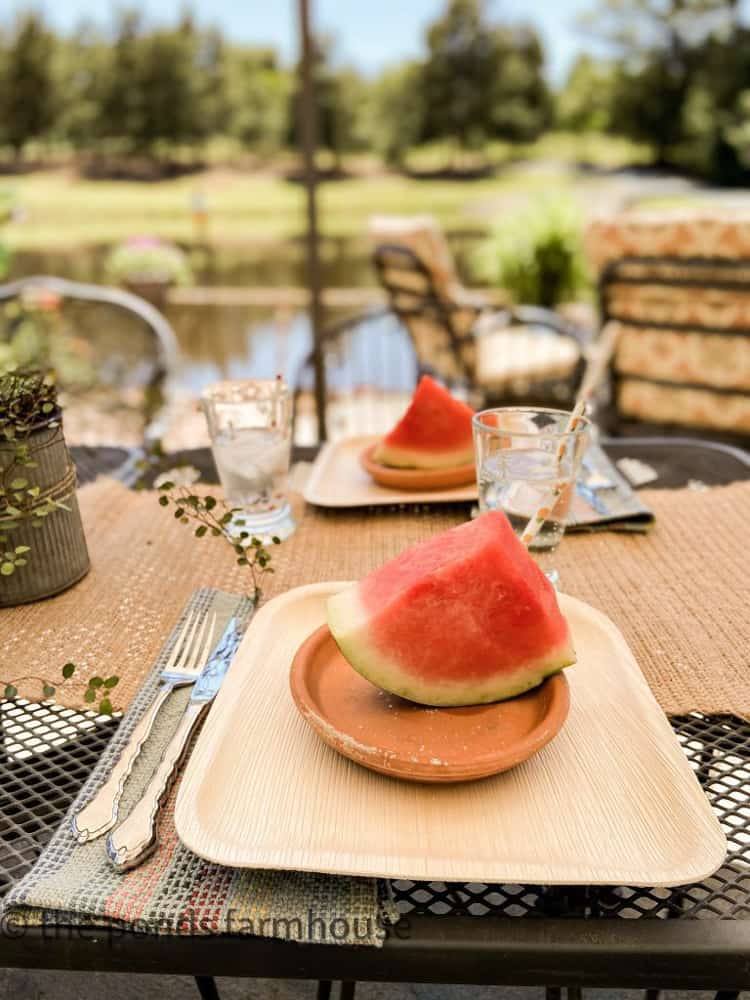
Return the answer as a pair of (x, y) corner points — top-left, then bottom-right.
(359, 444), (476, 492)
(175, 582), (726, 885)
(303, 436), (477, 507)
(290, 624), (570, 783)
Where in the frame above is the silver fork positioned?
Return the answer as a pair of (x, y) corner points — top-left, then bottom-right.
(70, 608), (217, 844)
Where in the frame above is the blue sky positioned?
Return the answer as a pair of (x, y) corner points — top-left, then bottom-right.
(0, 0), (602, 84)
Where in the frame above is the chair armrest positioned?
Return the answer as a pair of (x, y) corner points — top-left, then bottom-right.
(291, 306), (392, 389)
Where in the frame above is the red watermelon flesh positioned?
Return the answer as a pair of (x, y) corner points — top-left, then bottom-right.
(327, 511), (575, 707)
(372, 375), (475, 469)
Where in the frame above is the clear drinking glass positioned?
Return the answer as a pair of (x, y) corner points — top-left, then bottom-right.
(472, 407), (589, 553)
(202, 378), (296, 541)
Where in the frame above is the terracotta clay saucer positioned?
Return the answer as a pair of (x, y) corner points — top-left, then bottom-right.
(360, 444), (476, 492)
(290, 625), (570, 784)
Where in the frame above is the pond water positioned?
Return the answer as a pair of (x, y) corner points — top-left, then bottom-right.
(167, 302), (416, 396)
(7, 233), (481, 292)
(5, 234), (479, 442)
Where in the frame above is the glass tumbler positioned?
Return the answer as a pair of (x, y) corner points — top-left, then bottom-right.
(472, 407), (589, 553)
(201, 378), (296, 541)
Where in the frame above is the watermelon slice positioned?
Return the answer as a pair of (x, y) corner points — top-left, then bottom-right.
(327, 511), (575, 707)
(372, 375), (475, 469)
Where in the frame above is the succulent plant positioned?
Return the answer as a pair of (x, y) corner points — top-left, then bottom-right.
(0, 369), (59, 440)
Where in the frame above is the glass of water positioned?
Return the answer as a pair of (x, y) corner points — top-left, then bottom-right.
(202, 378), (296, 541)
(472, 407), (589, 553)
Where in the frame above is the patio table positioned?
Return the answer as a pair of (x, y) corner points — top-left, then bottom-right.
(2, 436), (750, 997)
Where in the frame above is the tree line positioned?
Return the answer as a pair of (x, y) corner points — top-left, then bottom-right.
(0, 1), (551, 167)
(0, 0), (748, 182)
(559, 0), (750, 184)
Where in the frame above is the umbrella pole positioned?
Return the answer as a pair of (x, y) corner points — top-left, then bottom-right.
(298, 0), (327, 442)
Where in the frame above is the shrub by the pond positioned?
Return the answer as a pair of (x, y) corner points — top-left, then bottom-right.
(473, 198), (589, 308)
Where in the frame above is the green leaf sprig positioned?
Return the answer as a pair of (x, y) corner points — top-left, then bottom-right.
(156, 481), (280, 604)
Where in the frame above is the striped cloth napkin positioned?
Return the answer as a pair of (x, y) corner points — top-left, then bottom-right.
(1, 588), (395, 946)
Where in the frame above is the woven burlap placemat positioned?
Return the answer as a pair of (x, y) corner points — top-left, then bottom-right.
(2, 588), (394, 946)
(545, 479), (750, 721)
(0, 479), (462, 711)
(2, 476), (749, 720)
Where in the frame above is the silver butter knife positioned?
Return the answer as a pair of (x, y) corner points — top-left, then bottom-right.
(576, 480), (609, 516)
(106, 616), (243, 871)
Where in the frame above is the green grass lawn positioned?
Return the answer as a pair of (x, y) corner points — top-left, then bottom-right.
(0, 133), (650, 251)
(0, 163), (573, 249)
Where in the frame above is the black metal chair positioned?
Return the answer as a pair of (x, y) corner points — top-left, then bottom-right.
(373, 243), (588, 409)
(597, 256), (750, 446)
(0, 275), (180, 447)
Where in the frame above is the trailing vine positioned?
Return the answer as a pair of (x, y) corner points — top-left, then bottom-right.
(3, 663), (120, 716)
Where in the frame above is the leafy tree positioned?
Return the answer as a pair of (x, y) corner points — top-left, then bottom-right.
(95, 12), (223, 156)
(318, 67), (368, 164)
(193, 26), (232, 141)
(365, 62), (425, 166)
(609, 60), (690, 164)
(690, 24), (750, 183)
(288, 37), (367, 168)
(421, 0), (501, 150)
(583, 0), (750, 180)
(134, 19), (206, 152)
(420, 0), (550, 153)
(57, 22), (109, 149)
(556, 55), (618, 132)
(96, 9), (144, 149)
(0, 11), (59, 158)
(226, 48), (292, 152)
(488, 26), (551, 142)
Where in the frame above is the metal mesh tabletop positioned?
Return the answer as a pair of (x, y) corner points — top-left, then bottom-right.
(1, 439), (749, 964)
(2, 701), (747, 924)
(391, 712), (750, 921)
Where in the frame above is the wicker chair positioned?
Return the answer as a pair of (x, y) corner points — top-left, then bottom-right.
(0, 275), (180, 447)
(586, 214), (750, 444)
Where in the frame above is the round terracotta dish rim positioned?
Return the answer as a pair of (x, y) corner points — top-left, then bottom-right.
(290, 624), (570, 784)
(360, 444), (476, 491)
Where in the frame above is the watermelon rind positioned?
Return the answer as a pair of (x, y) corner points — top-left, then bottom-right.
(372, 440), (475, 470)
(327, 586), (575, 708)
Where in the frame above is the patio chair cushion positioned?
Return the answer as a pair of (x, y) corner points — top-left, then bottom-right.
(475, 325), (581, 392)
(585, 213), (750, 435)
(368, 214), (463, 303)
(584, 212), (750, 270)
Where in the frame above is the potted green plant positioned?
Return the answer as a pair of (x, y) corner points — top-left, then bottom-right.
(104, 236), (192, 307)
(0, 370), (90, 606)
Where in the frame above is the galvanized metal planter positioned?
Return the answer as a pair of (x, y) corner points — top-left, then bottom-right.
(0, 419), (90, 606)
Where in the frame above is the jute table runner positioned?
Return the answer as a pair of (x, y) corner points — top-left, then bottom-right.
(2, 477), (749, 719)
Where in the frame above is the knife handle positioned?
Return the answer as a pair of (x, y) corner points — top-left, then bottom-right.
(71, 682), (173, 844)
(106, 700), (207, 871)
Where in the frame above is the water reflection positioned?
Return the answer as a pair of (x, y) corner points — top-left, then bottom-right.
(6, 243), (430, 445)
(7, 233), (479, 294)
(168, 302), (416, 397)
